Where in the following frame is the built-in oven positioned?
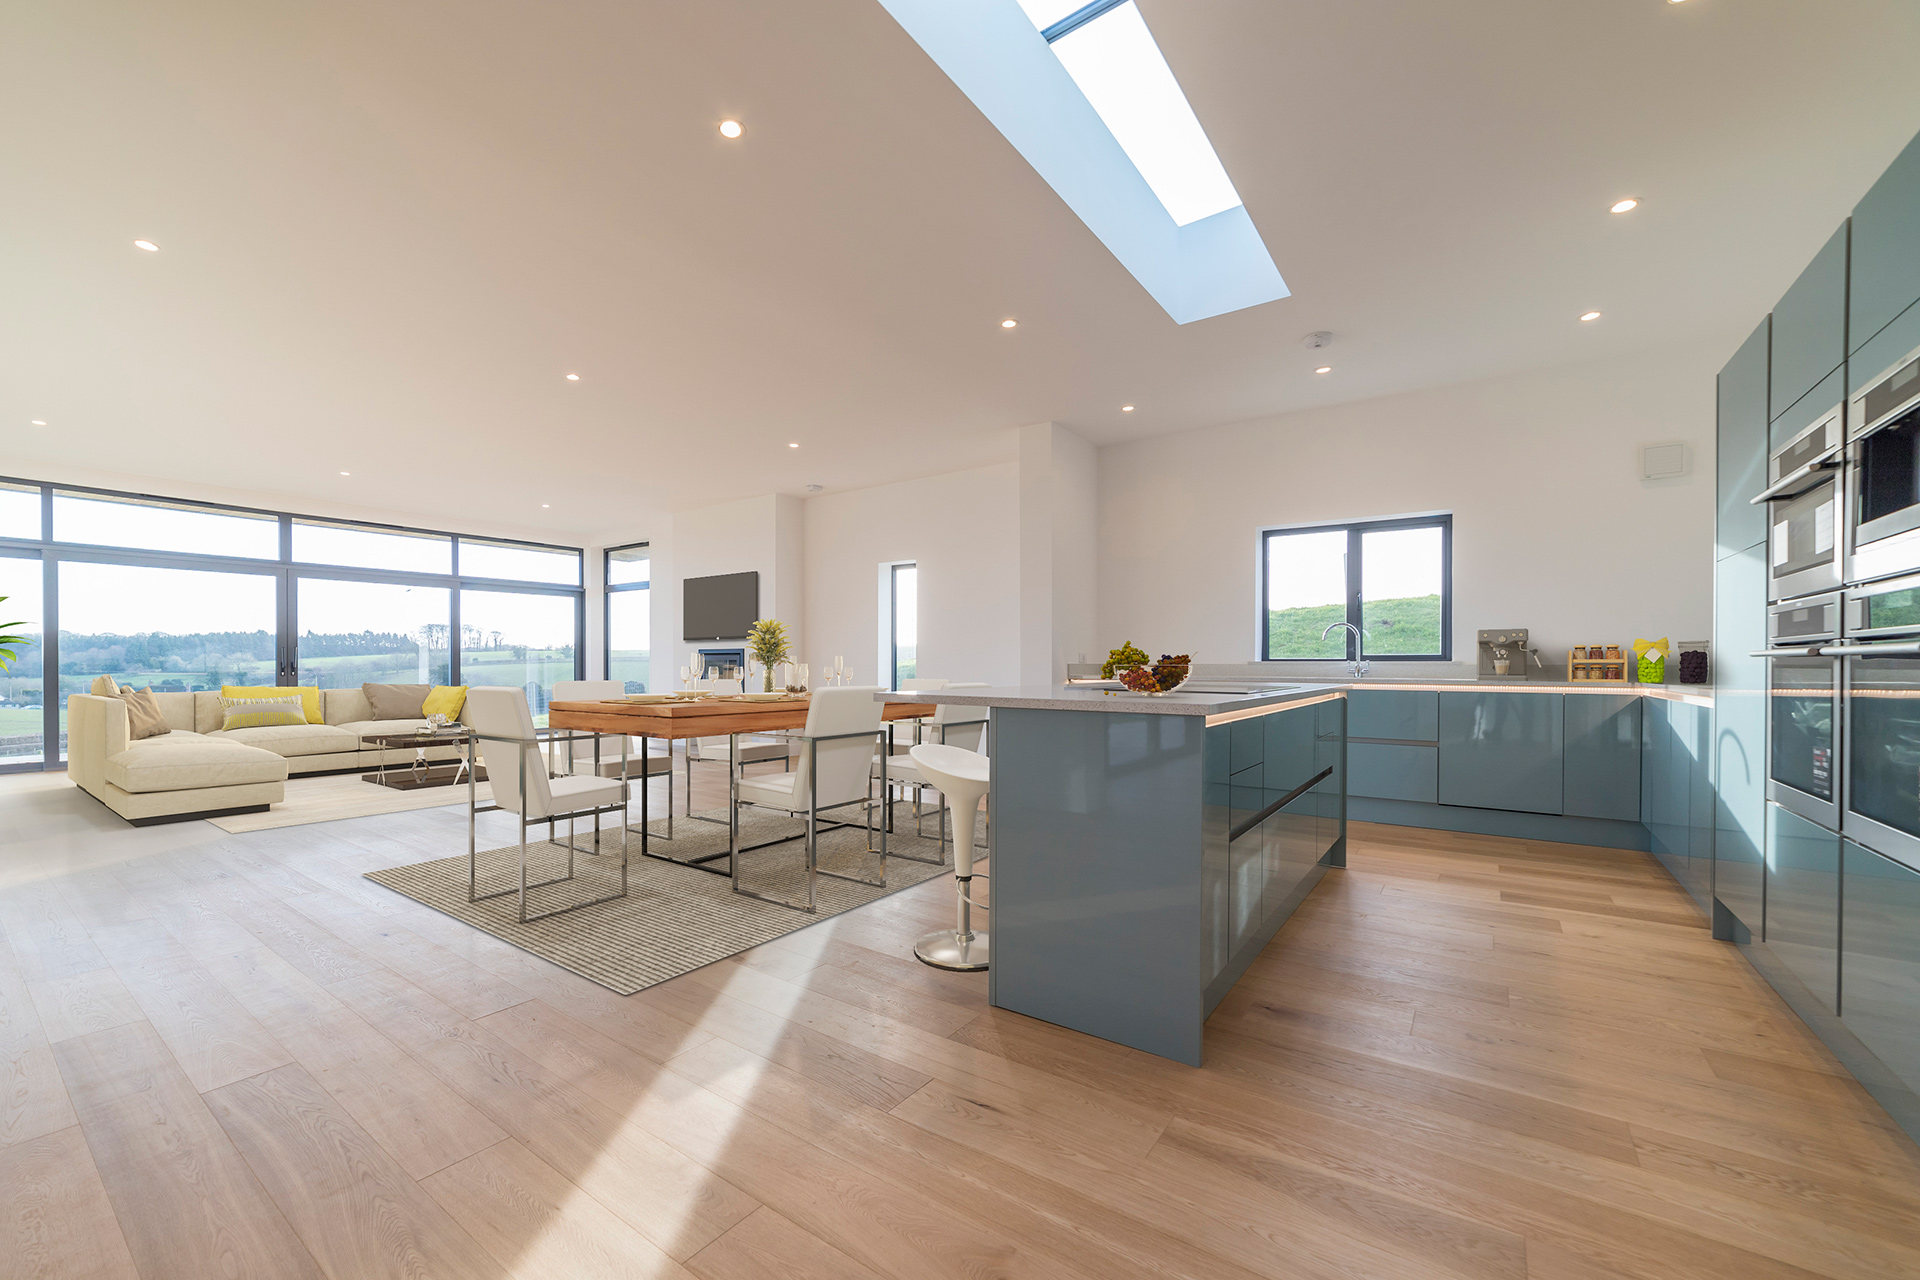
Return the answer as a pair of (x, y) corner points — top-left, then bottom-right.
(1760, 592), (1842, 830)
(1754, 405), (1845, 602)
(1836, 573), (1920, 869)
(1847, 342), (1920, 584)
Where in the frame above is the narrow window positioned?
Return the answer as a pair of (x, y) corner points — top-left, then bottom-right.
(891, 563), (918, 690)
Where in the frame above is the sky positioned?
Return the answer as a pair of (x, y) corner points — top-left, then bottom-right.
(1267, 525), (1443, 611)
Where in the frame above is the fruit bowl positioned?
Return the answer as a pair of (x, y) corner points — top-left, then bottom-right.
(1116, 654), (1193, 695)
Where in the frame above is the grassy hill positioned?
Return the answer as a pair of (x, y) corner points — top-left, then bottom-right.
(1268, 594), (1441, 658)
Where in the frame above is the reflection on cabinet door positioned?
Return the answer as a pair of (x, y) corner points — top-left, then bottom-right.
(1715, 542), (1767, 933)
(1563, 694), (1641, 822)
(1437, 692), (1564, 815)
(1841, 841), (1920, 1103)
(1767, 804), (1841, 1015)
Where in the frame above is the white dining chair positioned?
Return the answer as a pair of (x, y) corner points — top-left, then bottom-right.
(876, 682), (988, 856)
(464, 686), (629, 923)
(731, 686), (885, 912)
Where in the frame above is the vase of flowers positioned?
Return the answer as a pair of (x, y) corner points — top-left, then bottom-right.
(746, 618), (793, 693)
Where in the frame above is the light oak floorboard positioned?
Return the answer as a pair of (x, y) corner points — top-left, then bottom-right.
(0, 1125), (138, 1280)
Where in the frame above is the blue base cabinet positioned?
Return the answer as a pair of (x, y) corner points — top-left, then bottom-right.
(1438, 691), (1563, 815)
(1841, 843), (1920, 1112)
(1766, 805), (1841, 1014)
(1714, 543), (1768, 935)
(1643, 697), (1711, 912)
(1564, 694), (1641, 822)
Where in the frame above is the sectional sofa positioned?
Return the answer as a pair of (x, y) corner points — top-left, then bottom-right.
(67, 687), (473, 824)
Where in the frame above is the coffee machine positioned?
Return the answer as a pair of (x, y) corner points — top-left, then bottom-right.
(1477, 629), (1541, 680)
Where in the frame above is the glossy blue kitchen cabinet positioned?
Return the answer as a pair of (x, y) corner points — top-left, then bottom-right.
(1769, 367), (1845, 454)
(1563, 694), (1641, 822)
(1714, 542), (1768, 936)
(1718, 317), (1769, 559)
(1437, 692), (1563, 815)
(1769, 222), (1848, 426)
(1643, 698), (1709, 907)
(1766, 805), (1840, 1014)
(1850, 292), (1920, 399)
(1850, 128), (1920, 356)
(1349, 743), (1436, 803)
(1841, 842), (1920, 1103)
(1347, 690), (1438, 741)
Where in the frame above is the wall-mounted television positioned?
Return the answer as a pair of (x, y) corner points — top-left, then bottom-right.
(683, 571), (759, 641)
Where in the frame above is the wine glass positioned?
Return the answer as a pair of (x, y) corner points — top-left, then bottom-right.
(796, 662), (810, 692)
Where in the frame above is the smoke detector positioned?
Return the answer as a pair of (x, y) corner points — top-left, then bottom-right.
(1301, 331), (1333, 350)
(805, 483), (823, 493)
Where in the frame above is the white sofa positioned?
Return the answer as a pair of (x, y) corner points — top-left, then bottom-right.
(67, 687), (475, 825)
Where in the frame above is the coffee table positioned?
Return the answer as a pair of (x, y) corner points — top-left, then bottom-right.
(361, 728), (483, 790)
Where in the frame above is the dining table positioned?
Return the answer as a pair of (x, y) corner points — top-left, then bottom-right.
(545, 692), (938, 879)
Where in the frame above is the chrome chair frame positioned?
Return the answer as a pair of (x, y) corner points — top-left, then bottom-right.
(466, 729), (629, 924)
(731, 727), (888, 914)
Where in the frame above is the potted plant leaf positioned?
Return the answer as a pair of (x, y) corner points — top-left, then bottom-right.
(0, 598), (26, 671)
(746, 618), (793, 692)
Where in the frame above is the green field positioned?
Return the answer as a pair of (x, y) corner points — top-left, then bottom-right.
(1268, 594), (1442, 658)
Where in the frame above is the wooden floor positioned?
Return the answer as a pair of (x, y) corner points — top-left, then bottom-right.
(2, 769), (1918, 1280)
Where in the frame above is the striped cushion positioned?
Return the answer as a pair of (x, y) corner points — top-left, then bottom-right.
(219, 694), (309, 731)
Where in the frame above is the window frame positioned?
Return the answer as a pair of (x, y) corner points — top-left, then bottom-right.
(602, 542), (651, 692)
(889, 561), (917, 692)
(1258, 513), (1452, 663)
(0, 473), (586, 774)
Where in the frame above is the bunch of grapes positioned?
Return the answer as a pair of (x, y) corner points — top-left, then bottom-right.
(1118, 666), (1160, 693)
(1151, 654), (1192, 691)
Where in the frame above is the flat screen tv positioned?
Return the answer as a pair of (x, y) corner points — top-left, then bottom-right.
(683, 571), (759, 641)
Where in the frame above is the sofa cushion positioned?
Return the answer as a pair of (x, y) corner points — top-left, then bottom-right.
(322, 687), (374, 726)
(422, 685), (468, 720)
(221, 684), (323, 724)
(207, 722), (362, 757)
(116, 686), (172, 740)
(105, 737), (288, 793)
(218, 694), (308, 730)
(154, 691), (197, 732)
(90, 674), (121, 696)
(363, 683), (430, 719)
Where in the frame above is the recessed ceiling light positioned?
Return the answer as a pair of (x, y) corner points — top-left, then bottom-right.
(133, 239), (158, 251)
(719, 120), (743, 139)
(1001, 318), (1018, 329)
(542, 503), (550, 508)
(1315, 366), (1332, 374)
(30, 419), (46, 426)
(565, 373), (580, 381)
(1121, 405), (1135, 412)
(1610, 198), (1639, 214)
(1580, 311), (1602, 322)
(339, 470), (350, 476)
(788, 442), (800, 448)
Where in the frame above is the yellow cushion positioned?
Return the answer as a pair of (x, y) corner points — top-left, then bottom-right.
(218, 694), (310, 730)
(222, 684), (323, 725)
(422, 685), (468, 720)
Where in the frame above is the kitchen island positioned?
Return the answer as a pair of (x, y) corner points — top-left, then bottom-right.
(881, 683), (1345, 1066)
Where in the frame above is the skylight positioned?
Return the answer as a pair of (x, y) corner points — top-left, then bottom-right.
(1014, 0), (1241, 226)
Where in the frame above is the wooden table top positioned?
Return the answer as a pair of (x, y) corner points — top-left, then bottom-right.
(547, 695), (936, 740)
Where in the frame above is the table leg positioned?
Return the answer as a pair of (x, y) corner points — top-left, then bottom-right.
(727, 730), (740, 891)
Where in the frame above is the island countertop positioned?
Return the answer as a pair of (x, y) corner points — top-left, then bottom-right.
(877, 682), (1342, 721)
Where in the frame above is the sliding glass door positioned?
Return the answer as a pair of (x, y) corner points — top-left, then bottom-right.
(295, 578), (451, 689)
(459, 589), (579, 726)
(0, 555), (43, 766)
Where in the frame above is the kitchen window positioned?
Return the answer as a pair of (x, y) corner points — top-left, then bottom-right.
(1260, 515), (1452, 662)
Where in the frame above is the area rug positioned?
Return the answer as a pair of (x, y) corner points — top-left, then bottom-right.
(208, 771), (494, 833)
(363, 806), (974, 994)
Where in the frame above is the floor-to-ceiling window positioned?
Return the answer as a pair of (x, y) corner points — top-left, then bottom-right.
(0, 553), (44, 765)
(0, 476), (585, 772)
(891, 562), (917, 689)
(604, 543), (650, 694)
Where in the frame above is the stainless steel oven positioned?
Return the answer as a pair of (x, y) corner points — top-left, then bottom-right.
(1761, 592), (1842, 830)
(1754, 405), (1845, 602)
(1837, 573), (1920, 869)
(1848, 342), (1920, 584)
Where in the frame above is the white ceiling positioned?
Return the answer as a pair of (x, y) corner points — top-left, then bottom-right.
(4, 0), (1920, 538)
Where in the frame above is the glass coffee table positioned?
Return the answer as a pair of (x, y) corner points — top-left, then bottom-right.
(361, 728), (483, 790)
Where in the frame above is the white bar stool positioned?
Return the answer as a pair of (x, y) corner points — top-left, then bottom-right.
(908, 742), (989, 972)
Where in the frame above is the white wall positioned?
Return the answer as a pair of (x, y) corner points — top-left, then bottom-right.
(1017, 423), (1099, 685)
(802, 464), (1022, 688)
(1097, 340), (1729, 670)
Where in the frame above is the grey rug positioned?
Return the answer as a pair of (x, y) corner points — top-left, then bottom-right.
(365, 805), (973, 994)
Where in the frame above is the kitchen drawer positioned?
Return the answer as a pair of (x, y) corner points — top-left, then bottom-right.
(1347, 689), (1438, 742)
(1349, 742), (1436, 804)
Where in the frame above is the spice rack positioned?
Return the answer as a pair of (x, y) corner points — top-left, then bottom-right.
(1568, 645), (1629, 683)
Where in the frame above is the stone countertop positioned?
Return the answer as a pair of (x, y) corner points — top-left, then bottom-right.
(875, 684), (1341, 718)
(879, 679), (1713, 715)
